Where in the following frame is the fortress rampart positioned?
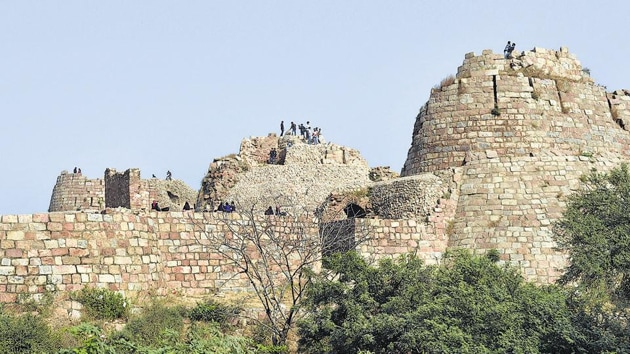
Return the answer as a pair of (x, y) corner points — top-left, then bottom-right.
(0, 210), (449, 311)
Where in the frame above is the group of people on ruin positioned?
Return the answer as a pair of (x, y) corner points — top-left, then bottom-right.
(217, 201), (236, 213)
(72, 167), (82, 174)
(151, 171), (173, 181)
(280, 120), (322, 145)
(151, 200), (192, 212)
(265, 205), (286, 216)
(504, 41), (517, 59)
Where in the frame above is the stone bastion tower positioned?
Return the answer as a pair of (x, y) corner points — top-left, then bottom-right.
(398, 47), (630, 282)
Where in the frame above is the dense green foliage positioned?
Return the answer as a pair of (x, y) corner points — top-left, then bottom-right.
(188, 298), (241, 326)
(0, 310), (60, 353)
(116, 301), (187, 348)
(298, 251), (579, 353)
(553, 164), (630, 351)
(72, 286), (128, 320)
(555, 164), (630, 305)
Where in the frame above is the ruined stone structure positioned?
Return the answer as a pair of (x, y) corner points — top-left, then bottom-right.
(196, 134), (374, 215)
(49, 168), (197, 213)
(48, 171), (105, 212)
(396, 47), (630, 282)
(2, 47), (630, 313)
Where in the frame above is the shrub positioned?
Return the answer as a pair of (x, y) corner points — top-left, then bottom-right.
(445, 220), (456, 237)
(58, 323), (116, 354)
(119, 302), (186, 348)
(16, 288), (55, 316)
(531, 89), (540, 100)
(0, 312), (59, 353)
(256, 343), (289, 353)
(436, 75), (456, 90)
(73, 287), (128, 320)
(188, 299), (241, 326)
(486, 249), (501, 262)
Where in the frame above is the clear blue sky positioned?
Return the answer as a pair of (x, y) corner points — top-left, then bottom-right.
(2, 1), (629, 215)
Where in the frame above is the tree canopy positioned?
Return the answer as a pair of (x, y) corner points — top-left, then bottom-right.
(554, 164), (630, 306)
(298, 250), (578, 354)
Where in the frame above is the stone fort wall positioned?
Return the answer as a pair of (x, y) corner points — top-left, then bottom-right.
(0, 210), (452, 310)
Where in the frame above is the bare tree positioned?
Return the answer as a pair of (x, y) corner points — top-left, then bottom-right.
(189, 196), (371, 346)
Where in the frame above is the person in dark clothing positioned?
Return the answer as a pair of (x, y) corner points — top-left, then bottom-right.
(280, 121), (285, 136)
(265, 206), (274, 215)
(509, 42), (516, 57)
(268, 148), (278, 164)
(183, 201), (191, 211)
(229, 201), (236, 212)
(151, 200), (160, 211)
(290, 121), (297, 135)
(223, 202), (231, 212)
(73, 167), (77, 173)
(504, 41), (511, 58)
(299, 124), (305, 138)
(166, 170), (172, 180)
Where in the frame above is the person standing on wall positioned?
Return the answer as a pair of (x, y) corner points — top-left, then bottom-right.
(508, 42), (516, 58)
(280, 120), (285, 136)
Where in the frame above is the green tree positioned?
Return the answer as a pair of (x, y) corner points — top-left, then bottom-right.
(298, 251), (578, 354)
(554, 164), (630, 305)
(553, 164), (630, 351)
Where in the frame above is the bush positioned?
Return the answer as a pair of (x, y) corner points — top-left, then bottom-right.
(73, 287), (128, 320)
(0, 311), (59, 353)
(119, 302), (186, 348)
(486, 249), (501, 262)
(188, 299), (241, 326)
(434, 75), (456, 91)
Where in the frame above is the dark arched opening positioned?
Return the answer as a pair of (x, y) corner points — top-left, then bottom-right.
(343, 203), (366, 218)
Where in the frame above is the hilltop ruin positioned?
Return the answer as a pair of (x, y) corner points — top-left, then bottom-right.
(2, 46), (630, 312)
